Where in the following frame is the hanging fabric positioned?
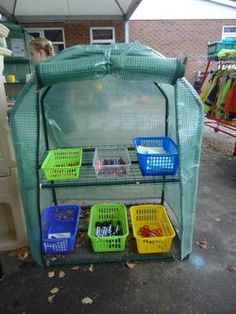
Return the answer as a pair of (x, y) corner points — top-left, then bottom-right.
(200, 67), (236, 119)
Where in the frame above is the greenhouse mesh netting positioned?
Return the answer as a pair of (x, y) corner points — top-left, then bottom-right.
(11, 42), (203, 266)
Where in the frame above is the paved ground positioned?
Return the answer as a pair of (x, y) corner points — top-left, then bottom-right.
(0, 126), (236, 314)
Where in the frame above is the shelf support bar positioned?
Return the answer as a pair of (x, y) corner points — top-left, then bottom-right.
(40, 86), (58, 205)
(154, 82), (169, 204)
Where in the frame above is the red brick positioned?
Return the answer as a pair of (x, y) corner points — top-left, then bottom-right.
(22, 19), (236, 83)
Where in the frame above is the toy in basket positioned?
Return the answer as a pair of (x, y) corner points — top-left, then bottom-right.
(41, 204), (80, 254)
(133, 137), (178, 176)
(93, 147), (131, 178)
(130, 204), (175, 254)
(88, 203), (129, 252)
(41, 148), (83, 181)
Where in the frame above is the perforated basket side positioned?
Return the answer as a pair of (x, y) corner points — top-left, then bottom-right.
(88, 203), (129, 252)
(130, 204), (175, 254)
(92, 147), (131, 178)
(41, 205), (80, 254)
(41, 148), (83, 181)
(133, 137), (178, 176)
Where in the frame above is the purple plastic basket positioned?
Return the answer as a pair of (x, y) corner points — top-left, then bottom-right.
(41, 204), (80, 254)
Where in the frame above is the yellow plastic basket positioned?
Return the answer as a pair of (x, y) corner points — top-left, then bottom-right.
(41, 148), (83, 181)
(130, 204), (175, 254)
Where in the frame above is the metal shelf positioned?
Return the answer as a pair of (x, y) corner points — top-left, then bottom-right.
(44, 230), (179, 267)
(37, 82), (181, 267)
(4, 57), (30, 64)
(40, 148), (180, 188)
(4, 82), (25, 85)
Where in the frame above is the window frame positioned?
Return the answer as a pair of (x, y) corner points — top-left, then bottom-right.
(25, 27), (66, 48)
(222, 25), (236, 39)
(90, 27), (115, 44)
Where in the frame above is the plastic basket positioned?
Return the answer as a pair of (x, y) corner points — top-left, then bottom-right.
(88, 204), (129, 252)
(208, 41), (236, 60)
(41, 148), (83, 181)
(130, 204), (175, 254)
(41, 204), (80, 254)
(93, 147), (131, 179)
(133, 137), (178, 176)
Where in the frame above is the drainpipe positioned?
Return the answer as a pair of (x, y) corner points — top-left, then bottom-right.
(125, 20), (129, 43)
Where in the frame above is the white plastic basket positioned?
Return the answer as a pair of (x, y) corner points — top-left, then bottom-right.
(93, 147), (131, 179)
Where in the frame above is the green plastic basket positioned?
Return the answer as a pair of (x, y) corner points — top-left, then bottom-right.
(88, 203), (129, 252)
(208, 41), (236, 60)
(41, 148), (83, 181)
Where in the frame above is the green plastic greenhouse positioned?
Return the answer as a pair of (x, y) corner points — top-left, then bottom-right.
(11, 42), (203, 267)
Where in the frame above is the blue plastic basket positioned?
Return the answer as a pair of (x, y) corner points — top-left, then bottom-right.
(133, 137), (178, 176)
(41, 204), (80, 254)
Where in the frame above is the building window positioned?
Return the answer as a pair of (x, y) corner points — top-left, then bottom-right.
(25, 28), (65, 53)
(222, 25), (236, 39)
(90, 27), (115, 44)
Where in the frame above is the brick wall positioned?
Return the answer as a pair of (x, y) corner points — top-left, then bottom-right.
(22, 21), (125, 46)
(129, 19), (236, 82)
(23, 19), (236, 83)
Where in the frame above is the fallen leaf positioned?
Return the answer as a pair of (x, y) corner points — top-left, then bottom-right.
(125, 262), (136, 269)
(196, 240), (208, 249)
(18, 250), (29, 261)
(59, 270), (66, 278)
(71, 266), (79, 271)
(80, 232), (88, 239)
(9, 247), (29, 260)
(89, 264), (94, 272)
(47, 271), (55, 278)
(81, 297), (93, 304)
(79, 209), (90, 218)
(227, 265), (236, 272)
(48, 295), (55, 303)
(75, 243), (82, 250)
(50, 287), (60, 294)
(9, 249), (19, 256)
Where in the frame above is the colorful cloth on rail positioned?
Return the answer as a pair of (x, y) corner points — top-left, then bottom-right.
(200, 68), (236, 119)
